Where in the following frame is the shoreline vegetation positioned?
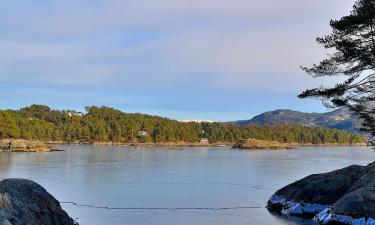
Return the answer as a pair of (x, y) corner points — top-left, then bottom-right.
(232, 139), (367, 150)
(52, 140), (368, 148)
(3, 138), (368, 151)
(0, 138), (367, 152)
(90, 140), (367, 149)
(0, 105), (366, 147)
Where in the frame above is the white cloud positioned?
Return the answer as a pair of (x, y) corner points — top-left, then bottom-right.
(0, 0), (356, 93)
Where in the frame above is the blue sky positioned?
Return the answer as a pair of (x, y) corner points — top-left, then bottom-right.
(0, 0), (355, 121)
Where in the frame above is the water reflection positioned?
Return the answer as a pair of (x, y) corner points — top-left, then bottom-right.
(268, 212), (314, 225)
(0, 146), (372, 225)
(0, 152), (12, 179)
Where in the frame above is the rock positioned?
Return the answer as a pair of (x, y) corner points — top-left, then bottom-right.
(0, 179), (77, 225)
(329, 187), (375, 219)
(0, 139), (55, 152)
(267, 163), (375, 224)
(232, 139), (292, 150)
(316, 168), (375, 224)
(268, 165), (368, 209)
(367, 218), (375, 225)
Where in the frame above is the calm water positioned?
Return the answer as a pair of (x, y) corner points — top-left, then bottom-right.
(0, 146), (373, 225)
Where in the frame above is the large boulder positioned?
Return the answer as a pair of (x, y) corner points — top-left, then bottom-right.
(0, 139), (55, 152)
(332, 187), (375, 219)
(0, 179), (77, 225)
(267, 163), (375, 224)
(315, 169), (375, 224)
(267, 165), (368, 217)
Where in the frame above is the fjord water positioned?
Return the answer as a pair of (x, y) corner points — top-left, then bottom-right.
(0, 146), (373, 225)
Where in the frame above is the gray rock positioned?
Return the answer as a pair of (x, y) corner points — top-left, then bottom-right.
(318, 168), (375, 224)
(0, 179), (77, 225)
(267, 163), (375, 224)
(331, 187), (375, 219)
(0, 141), (10, 150)
(347, 167), (375, 192)
(0, 140), (54, 152)
(268, 165), (368, 208)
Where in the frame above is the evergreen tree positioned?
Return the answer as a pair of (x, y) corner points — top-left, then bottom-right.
(0, 105), (364, 145)
(0, 111), (19, 138)
(299, 0), (375, 138)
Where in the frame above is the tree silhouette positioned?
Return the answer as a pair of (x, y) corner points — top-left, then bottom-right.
(299, 0), (375, 137)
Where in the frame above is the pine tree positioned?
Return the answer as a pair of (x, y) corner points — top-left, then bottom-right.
(0, 111), (19, 138)
(299, 0), (375, 138)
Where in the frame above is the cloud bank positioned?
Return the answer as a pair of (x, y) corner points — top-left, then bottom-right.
(0, 0), (356, 120)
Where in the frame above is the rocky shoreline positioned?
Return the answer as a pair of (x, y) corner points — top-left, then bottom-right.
(233, 139), (367, 150)
(91, 141), (232, 148)
(79, 140), (367, 149)
(267, 162), (375, 224)
(0, 139), (56, 152)
(2, 139), (367, 151)
(232, 139), (293, 150)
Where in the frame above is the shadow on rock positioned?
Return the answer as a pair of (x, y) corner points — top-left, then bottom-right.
(0, 179), (77, 225)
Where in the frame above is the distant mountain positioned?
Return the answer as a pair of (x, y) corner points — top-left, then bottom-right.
(233, 108), (362, 133)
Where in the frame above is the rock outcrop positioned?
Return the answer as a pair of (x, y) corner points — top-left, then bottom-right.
(232, 139), (292, 150)
(0, 139), (55, 152)
(0, 179), (77, 225)
(267, 162), (375, 224)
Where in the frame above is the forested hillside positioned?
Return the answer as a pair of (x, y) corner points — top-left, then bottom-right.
(0, 105), (366, 144)
(233, 108), (361, 133)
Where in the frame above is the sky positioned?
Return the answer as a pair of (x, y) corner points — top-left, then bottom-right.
(0, 0), (356, 121)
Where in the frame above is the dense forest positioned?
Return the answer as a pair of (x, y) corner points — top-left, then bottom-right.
(0, 105), (366, 144)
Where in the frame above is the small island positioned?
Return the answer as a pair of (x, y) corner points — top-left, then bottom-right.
(0, 139), (56, 152)
(232, 139), (293, 150)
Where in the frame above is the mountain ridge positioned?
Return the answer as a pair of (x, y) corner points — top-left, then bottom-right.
(232, 108), (362, 134)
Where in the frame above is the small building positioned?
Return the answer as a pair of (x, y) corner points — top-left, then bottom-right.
(199, 138), (209, 145)
(67, 111), (84, 117)
(138, 130), (148, 137)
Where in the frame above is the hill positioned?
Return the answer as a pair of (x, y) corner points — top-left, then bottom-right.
(0, 105), (365, 145)
(233, 108), (362, 134)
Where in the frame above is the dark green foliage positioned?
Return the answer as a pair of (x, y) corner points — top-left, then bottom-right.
(299, 0), (375, 137)
(0, 105), (365, 144)
(0, 111), (19, 138)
